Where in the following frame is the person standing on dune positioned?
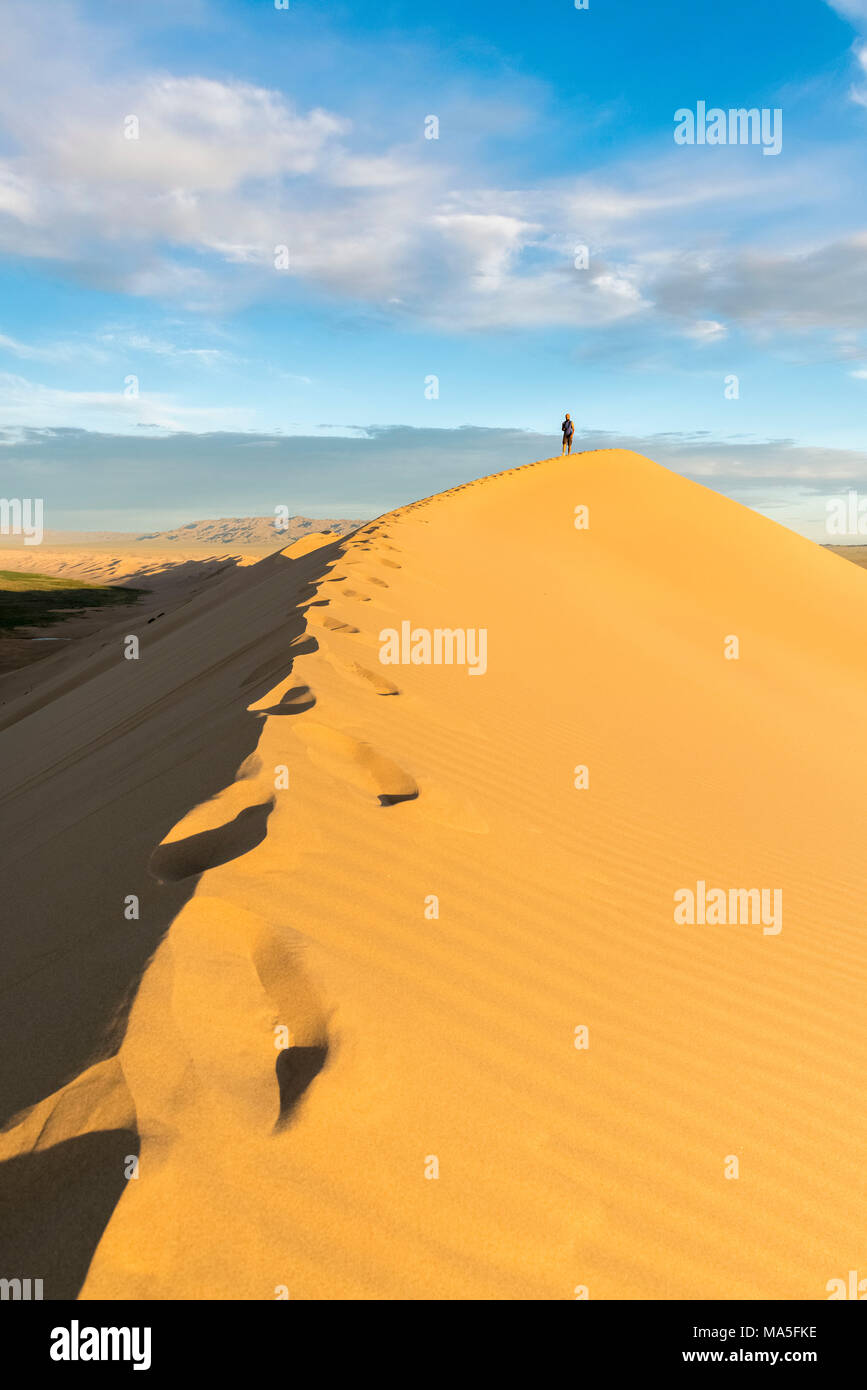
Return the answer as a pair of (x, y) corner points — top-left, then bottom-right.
(561, 414), (574, 455)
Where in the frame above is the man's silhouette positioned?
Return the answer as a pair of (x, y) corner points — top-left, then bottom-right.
(561, 414), (574, 455)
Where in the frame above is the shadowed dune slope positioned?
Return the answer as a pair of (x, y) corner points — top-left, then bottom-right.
(3, 449), (867, 1300)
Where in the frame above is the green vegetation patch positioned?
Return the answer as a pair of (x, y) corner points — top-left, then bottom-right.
(0, 570), (147, 631)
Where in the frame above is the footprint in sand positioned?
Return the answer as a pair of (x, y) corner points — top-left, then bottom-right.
(255, 684), (316, 716)
(149, 800), (275, 882)
(118, 895), (331, 1138)
(327, 658), (400, 696)
(248, 670), (315, 713)
(246, 921), (331, 1131)
(318, 614), (360, 634)
(274, 1043), (329, 1128)
(292, 722), (417, 806)
(342, 589), (371, 601)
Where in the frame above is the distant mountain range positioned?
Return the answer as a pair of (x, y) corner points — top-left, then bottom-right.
(0, 516), (369, 548)
(133, 515), (368, 546)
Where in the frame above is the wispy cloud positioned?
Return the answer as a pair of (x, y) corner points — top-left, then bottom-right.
(0, 332), (107, 363)
(825, 0), (867, 22)
(98, 331), (230, 364)
(0, 370), (255, 432)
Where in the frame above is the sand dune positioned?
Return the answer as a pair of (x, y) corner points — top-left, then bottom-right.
(0, 520), (365, 680)
(2, 449), (867, 1300)
(0, 548), (275, 685)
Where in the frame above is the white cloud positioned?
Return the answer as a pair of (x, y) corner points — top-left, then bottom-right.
(100, 332), (229, 364)
(651, 235), (867, 335)
(0, 167), (36, 223)
(825, 0), (867, 22)
(0, 0), (863, 346)
(847, 41), (867, 104)
(682, 320), (728, 342)
(0, 325), (229, 368)
(32, 76), (346, 191)
(0, 370), (254, 433)
(0, 333), (81, 363)
(0, 331), (113, 364)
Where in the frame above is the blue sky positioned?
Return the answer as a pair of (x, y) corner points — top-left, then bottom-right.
(1, 0), (867, 536)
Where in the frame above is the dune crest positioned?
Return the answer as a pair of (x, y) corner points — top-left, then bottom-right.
(3, 449), (867, 1300)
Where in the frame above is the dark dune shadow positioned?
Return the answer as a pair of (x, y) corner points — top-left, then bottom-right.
(0, 1129), (138, 1300)
(148, 799), (275, 882)
(274, 1044), (329, 1131)
(0, 534), (367, 1297)
(0, 537), (351, 1132)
